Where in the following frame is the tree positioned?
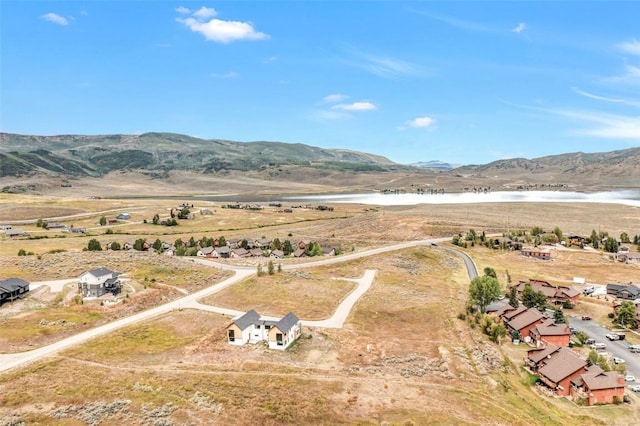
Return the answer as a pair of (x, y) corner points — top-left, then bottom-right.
(553, 308), (566, 324)
(241, 239), (249, 249)
(152, 214), (160, 225)
(531, 226), (544, 236)
(508, 286), (519, 308)
(188, 236), (196, 248)
(218, 236), (227, 248)
(271, 238), (282, 250)
(257, 263), (264, 277)
(620, 232), (630, 243)
(575, 331), (589, 345)
(522, 283), (548, 311)
(553, 226), (563, 242)
(590, 229), (599, 249)
(268, 261), (275, 275)
(133, 238), (146, 251)
(174, 238), (184, 248)
(110, 241), (121, 251)
(99, 216), (107, 226)
(468, 275), (501, 313)
(17, 249), (27, 256)
(604, 237), (619, 253)
(152, 239), (162, 251)
(36, 218), (44, 228)
(282, 239), (293, 255)
(483, 267), (497, 279)
(616, 301), (637, 329)
(87, 239), (102, 251)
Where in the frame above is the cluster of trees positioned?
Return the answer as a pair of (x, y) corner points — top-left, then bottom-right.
(615, 301), (637, 329)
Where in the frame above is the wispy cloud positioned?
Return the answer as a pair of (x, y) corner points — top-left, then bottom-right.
(605, 64), (640, 86)
(331, 101), (377, 111)
(512, 23), (527, 34)
(572, 87), (640, 107)
(209, 71), (239, 79)
(618, 39), (640, 56)
(410, 9), (491, 32)
(323, 94), (349, 103)
(556, 109), (640, 140)
(176, 6), (269, 44)
(41, 12), (69, 26)
(345, 48), (424, 79)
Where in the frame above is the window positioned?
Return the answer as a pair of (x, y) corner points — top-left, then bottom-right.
(228, 330), (235, 342)
(276, 333), (283, 346)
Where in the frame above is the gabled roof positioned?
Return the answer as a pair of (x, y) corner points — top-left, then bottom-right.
(528, 344), (560, 364)
(199, 246), (215, 255)
(215, 246), (231, 254)
(233, 309), (261, 330)
(233, 247), (248, 256)
(271, 249), (284, 257)
(0, 278), (30, 292)
(507, 308), (544, 331)
(581, 371), (624, 391)
(274, 312), (300, 332)
(538, 347), (587, 383)
(87, 267), (116, 278)
(531, 319), (571, 336)
(501, 305), (527, 321)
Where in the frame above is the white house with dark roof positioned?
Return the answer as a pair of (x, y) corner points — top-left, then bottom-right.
(79, 267), (121, 298)
(226, 309), (301, 350)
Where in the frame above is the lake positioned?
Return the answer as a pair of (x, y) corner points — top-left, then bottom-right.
(281, 190), (640, 207)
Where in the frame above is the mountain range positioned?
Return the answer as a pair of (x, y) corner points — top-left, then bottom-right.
(1, 132), (639, 192)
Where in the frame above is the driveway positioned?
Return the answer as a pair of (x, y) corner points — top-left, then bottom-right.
(0, 238), (475, 374)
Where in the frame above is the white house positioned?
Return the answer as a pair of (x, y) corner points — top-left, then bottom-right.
(226, 310), (301, 350)
(79, 267), (121, 298)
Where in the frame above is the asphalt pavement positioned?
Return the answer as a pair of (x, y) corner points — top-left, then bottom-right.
(570, 316), (640, 384)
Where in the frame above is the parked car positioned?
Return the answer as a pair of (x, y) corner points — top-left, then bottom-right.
(570, 327), (577, 335)
(629, 344), (640, 353)
(583, 286), (595, 295)
(606, 333), (620, 341)
(582, 316), (592, 320)
(614, 357), (626, 364)
(585, 338), (596, 345)
(629, 384), (640, 392)
(625, 375), (636, 382)
(590, 343), (607, 350)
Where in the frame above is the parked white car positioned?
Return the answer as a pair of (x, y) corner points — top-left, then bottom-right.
(625, 375), (636, 382)
(613, 357), (626, 364)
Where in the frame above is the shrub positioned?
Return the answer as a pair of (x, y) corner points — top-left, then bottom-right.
(457, 313), (466, 321)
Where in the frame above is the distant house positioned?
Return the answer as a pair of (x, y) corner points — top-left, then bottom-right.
(521, 247), (552, 260)
(270, 249), (285, 259)
(197, 246), (215, 257)
(512, 279), (580, 306)
(623, 252), (640, 265)
(606, 284), (640, 300)
(231, 247), (249, 258)
(79, 267), (121, 298)
(254, 238), (271, 249)
(292, 248), (307, 258)
(530, 318), (571, 348)
(226, 309), (301, 350)
(213, 246), (231, 258)
(0, 278), (30, 306)
(570, 366), (625, 406)
(5, 229), (27, 238)
(116, 213), (131, 220)
(249, 248), (264, 257)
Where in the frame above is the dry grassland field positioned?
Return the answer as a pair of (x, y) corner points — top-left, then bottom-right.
(1, 192), (640, 425)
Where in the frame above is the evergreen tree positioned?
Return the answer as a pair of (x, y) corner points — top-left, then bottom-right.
(99, 216), (107, 226)
(87, 239), (102, 251)
(508, 287), (519, 308)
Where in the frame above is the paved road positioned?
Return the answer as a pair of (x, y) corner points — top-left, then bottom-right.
(570, 317), (640, 383)
(0, 237), (473, 373)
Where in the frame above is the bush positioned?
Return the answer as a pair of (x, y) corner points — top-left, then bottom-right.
(17, 249), (26, 256)
(608, 312), (615, 319)
(457, 313), (466, 321)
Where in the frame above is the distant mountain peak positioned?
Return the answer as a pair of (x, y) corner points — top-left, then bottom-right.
(410, 160), (461, 171)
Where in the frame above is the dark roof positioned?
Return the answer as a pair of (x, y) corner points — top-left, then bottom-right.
(528, 344), (560, 364)
(501, 305), (527, 320)
(88, 267), (116, 278)
(233, 309), (261, 330)
(531, 319), (571, 336)
(274, 312), (300, 332)
(216, 246), (231, 254)
(538, 347), (587, 383)
(507, 308), (543, 331)
(582, 371), (624, 391)
(0, 278), (30, 292)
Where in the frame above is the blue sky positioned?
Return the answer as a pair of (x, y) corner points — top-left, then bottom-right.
(1, 1), (639, 165)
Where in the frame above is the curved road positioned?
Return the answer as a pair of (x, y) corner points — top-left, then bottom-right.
(0, 238), (475, 374)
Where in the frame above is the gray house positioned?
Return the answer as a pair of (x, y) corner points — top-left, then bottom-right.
(0, 278), (30, 306)
(79, 267), (121, 298)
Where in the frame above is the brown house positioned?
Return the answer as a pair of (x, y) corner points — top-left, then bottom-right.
(571, 367), (625, 405)
(512, 279), (580, 306)
(505, 307), (544, 339)
(521, 247), (552, 260)
(530, 319), (571, 348)
(530, 347), (588, 396)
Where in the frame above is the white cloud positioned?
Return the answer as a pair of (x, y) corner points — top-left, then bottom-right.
(331, 101), (377, 111)
(618, 39), (640, 56)
(175, 6), (191, 14)
(605, 64), (640, 86)
(554, 109), (640, 140)
(354, 51), (423, 79)
(177, 7), (269, 44)
(323, 94), (349, 103)
(512, 23), (526, 34)
(408, 116), (436, 128)
(41, 13), (69, 26)
(572, 87), (640, 107)
(193, 6), (217, 20)
(209, 71), (239, 78)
